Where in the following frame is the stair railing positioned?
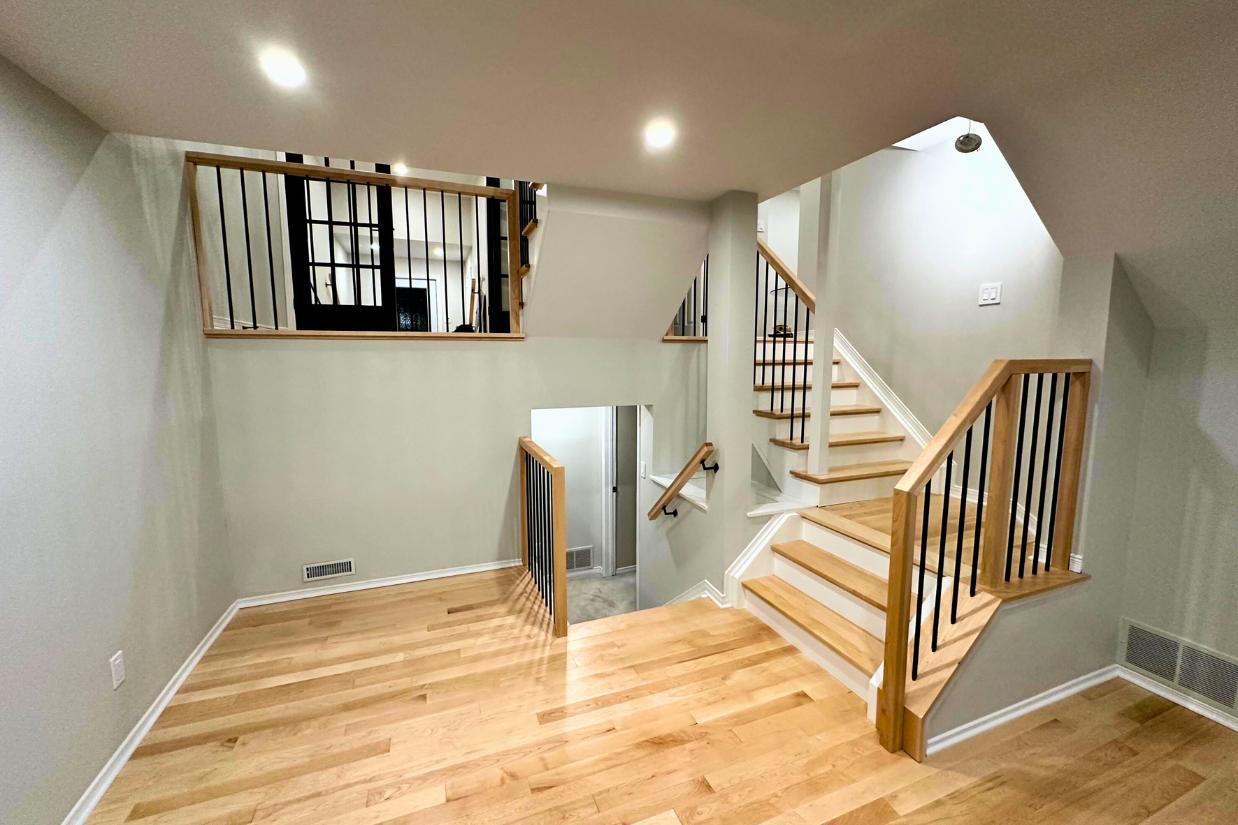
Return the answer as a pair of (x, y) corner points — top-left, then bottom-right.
(754, 240), (816, 446)
(665, 255), (710, 340)
(185, 151), (524, 336)
(647, 442), (717, 520)
(877, 359), (1093, 753)
(518, 437), (568, 636)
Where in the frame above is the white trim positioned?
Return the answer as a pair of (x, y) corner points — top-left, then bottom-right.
(926, 665), (1121, 756)
(1116, 666), (1238, 733)
(237, 559), (521, 607)
(668, 578), (726, 607)
(614, 564), (636, 575)
(724, 512), (797, 606)
(60, 602), (239, 825)
(833, 328), (931, 447)
(926, 663), (1238, 758)
(648, 473), (708, 513)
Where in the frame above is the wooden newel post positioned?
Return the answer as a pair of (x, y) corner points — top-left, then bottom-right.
(980, 374), (1021, 590)
(518, 444), (529, 568)
(551, 463), (568, 637)
(878, 487), (917, 752)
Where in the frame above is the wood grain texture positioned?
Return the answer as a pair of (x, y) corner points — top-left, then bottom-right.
(647, 442), (715, 520)
(83, 571), (1235, 825)
(757, 239), (816, 312)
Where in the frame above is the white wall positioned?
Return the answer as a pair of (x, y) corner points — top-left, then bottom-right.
(825, 125), (1064, 430)
(758, 189), (800, 272)
(0, 59), (233, 825)
(1122, 322), (1238, 657)
(531, 406), (610, 556)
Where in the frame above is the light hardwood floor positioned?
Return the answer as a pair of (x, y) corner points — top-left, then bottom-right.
(86, 568), (1237, 824)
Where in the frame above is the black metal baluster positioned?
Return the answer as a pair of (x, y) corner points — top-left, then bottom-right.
(323, 164), (340, 305)
(1045, 374), (1072, 570)
(238, 170), (258, 329)
(913, 480), (932, 681)
(789, 294), (800, 441)
(800, 309), (810, 443)
(778, 282), (789, 413)
(260, 173), (279, 329)
(952, 429), (972, 622)
(761, 261), (771, 389)
(1033, 373), (1059, 575)
(525, 452), (533, 578)
(422, 189), (431, 330)
(703, 255), (709, 336)
(304, 177), (320, 305)
(367, 181), (376, 305)
(347, 161), (360, 304)
(457, 193), (466, 326)
(440, 190), (449, 329)
(475, 195), (483, 332)
(970, 403), (992, 596)
(1005, 375), (1030, 582)
(933, 455), (953, 651)
(752, 253), (760, 387)
(1018, 374), (1044, 579)
(214, 166), (235, 329)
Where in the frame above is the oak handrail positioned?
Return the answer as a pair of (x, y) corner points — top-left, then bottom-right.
(647, 442), (715, 520)
(877, 358), (1093, 755)
(518, 437), (568, 636)
(757, 240), (815, 313)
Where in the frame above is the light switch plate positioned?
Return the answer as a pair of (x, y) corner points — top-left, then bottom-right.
(110, 650), (125, 690)
(979, 282), (1002, 306)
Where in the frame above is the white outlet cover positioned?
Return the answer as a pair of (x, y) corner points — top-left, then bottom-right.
(109, 650), (125, 690)
(979, 282), (1002, 306)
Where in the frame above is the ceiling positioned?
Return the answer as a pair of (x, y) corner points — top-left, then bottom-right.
(0, 0), (1235, 326)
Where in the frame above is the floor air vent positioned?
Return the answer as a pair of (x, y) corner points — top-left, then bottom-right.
(303, 558), (355, 582)
(1120, 618), (1238, 720)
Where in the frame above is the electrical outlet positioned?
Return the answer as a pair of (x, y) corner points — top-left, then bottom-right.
(109, 650), (125, 690)
(978, 282), (1002, 306)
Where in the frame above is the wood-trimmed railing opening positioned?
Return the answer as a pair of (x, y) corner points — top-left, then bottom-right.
(754, 240), (815, 446)
(664, 255), (710, 342)
(647, 442), (717, 520)
(519, 437), (568, 636)
(185, 151), (526, 339)
(877, 359), (1093, 754)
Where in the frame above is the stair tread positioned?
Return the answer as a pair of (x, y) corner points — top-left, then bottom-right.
(792, 459), (911, 485)
(770, 437), (810, 451)
(771, 540), (888, 610)
(830, 431), (906, 447)
(831, 404), (881, 416)
(754, 409), (811, 420)
(743, 576), (883, 674)
(798, 505), (968, 577)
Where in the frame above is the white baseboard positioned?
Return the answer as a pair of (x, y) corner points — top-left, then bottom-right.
(926, 663), (1238, 758)
(926, 665), (1121, 756)
(59, 601), (238, 825)
(668, 578), (726, 607)
(834, 328), (931, 447)
(614, 565), (636, 575)
(236, 559), (521, 607)
(62, 557), (522, 824)
(1116, 666), (1238, 733)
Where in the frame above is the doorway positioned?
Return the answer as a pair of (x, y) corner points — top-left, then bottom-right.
(530, 405), (639, 624)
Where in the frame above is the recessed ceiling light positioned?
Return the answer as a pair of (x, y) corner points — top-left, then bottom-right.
(433, 246), (445, 258)
(393, 163), (410, 175)
(643, 118), (677, 152)
(259, 47), (307, 89)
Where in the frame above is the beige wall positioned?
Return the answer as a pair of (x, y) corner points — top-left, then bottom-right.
(825, 128), (1064, 431)
(1122, 323), (1238, 657)
(0, 58), (233, 825)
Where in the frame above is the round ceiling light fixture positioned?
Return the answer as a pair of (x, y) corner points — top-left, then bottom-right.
(259, 47), (307, 89)
(393, 163), (410, 175)
(643, 117), (677, 153)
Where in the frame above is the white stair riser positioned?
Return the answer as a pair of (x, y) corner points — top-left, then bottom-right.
(818, 475), (901, 505)
(754, 341), (814, 360)
(831, 386), (859, 406)
(754, 389), (813, 410)
(800, 520), (938, 594)
(764, 440), (809, 480)
(832, 363), (841, 382)
(829, 412), (882, 434)
(826, 440), (907, 464)
(743, 591), (872, 699)
(772, 555), (887, 639)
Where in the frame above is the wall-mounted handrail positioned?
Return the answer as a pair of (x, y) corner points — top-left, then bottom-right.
(647, 442), (715, 520)
(184, 151), (524, 337)
(877, 358), (1093, 755)
(518, 437), (568, 637)
(756, 239), (815, 313)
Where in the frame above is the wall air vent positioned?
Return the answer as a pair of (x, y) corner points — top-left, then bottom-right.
(1124, 623), (1179, 681)
(1178, 645), (1238, 709)
(567, 547), (593, 571)
(1120, 618), (1238, 720)
(303, 558), (355, 582)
